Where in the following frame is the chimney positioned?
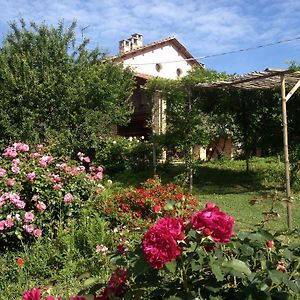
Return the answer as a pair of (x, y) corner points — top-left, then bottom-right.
(130, 33), (143, 50)
(119, 39), (131, 54)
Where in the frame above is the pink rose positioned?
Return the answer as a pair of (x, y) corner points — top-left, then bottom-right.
(14, 200), (26, 209)
(5, 218), (14, 228)
(24, 224), (34, 233)
(27, 172), (36, 182)
(22, 288), (41, 300)
(11, 166), (20, 174)
(36, 202), (46, 212)
(36, 144), (44, 151)
(94, 172), (103, 180)
(191, 204), (234, 244)
(155, 217), (185, 241)
(33, 228), (42, 238)
(64, 193), (73, 203)
(0, 168), (6, 178)
(142, 226), (181, 269)
(0, 220), (6, 230)
(54, 183), (63, 190)
(30, 152), (40, 158)
(3, 146), (18, 157)
(96, 244), (109, 254)
(24, 212), (35, 222)
(7, 178), (15, 187)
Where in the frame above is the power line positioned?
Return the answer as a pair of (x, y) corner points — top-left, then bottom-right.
(123, 35), (300, 66)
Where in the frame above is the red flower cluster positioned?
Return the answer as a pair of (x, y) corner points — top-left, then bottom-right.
(191, 202), (234, 243)
(97, 268), (127, 300)
(106, 176), (199, 227)
(142, 217), (183, 269)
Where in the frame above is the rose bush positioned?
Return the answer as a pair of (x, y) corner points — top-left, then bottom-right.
(0, 143), (104, 249)
(85, 203), (299, 299)
(104, 176), (200, 228)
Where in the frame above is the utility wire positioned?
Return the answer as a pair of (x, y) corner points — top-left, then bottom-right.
(123, 35), (300, 66)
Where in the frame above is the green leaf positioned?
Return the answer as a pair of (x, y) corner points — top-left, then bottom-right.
(222, 259), (251, 276)
(83, 277), (98, 287)
(268, 270), (288, 285)
(165, 260), (177, 273)
(211, 263), (224, 281)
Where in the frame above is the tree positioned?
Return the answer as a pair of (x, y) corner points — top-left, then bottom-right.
(0, 19), (135, 154)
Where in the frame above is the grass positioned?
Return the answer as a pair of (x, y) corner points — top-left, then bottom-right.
(112, 156), (300, 233)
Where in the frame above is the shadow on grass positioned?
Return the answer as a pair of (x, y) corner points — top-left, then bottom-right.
(192, 166), (272, 195)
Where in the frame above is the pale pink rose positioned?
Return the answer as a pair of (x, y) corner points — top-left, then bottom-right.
(30, 152), (40, 158)
(33, 228), (42, 238)
(0, 220), (6, 230)
(18, 143), (29, 152)
(7, 178), (15, 187)
(14, 200), (26, 209)
(94, 172), (103, 180)
(36, 144), (44, 151)
(64, 193), (74, 203)
(0, 168), (6, 178)
(56, 163), (67, 169)
(97, 166), (104, 172)
(1, 192), (11, 201)
(12, 158), (20, 165)
(5, 218), (14, 228)
(54, 183), (63, 190)
(78, 166), (85, 171)
(24, 212), (35, 222)
(82, 156), (90, 163)
(96, 244), (109, 253)
(3, 146), (18, 157)
(10, 193), (20, 202)
(11, 166), (20, 174)
(52, 174), (60, 181)
(36, 201), (46, 211)
(89, 166), (95, 172)
(24, 224), (34, 233)
(27, 172), (36, 181)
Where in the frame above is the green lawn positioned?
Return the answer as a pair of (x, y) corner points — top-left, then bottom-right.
(112, 157), (300, 233)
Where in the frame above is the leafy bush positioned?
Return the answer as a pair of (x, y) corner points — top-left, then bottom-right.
(103, 176), (200, 228)
(0, 142), (104, 249)
(96, 136), (158, 174)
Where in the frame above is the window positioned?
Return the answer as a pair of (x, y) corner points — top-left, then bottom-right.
(155, 63), (162, 72)
(176, 68), (183, 77)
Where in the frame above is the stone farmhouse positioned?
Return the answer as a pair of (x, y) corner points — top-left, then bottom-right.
(110, 33), (233, 160)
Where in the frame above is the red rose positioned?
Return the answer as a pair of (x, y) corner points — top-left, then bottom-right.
(155, 217), (185, 240)
(266, 240), (274, 248)
(142, 225), (181, 269)
(191, 205), (234, 243)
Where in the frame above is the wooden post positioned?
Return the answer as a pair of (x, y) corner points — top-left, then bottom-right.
(281, 75), (292, 230)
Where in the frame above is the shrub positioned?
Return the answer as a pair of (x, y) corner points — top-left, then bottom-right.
(0, 143), (104, 249)
(96, 203), (300, 299)
(95, 136), (158, 174)
(103, 176), (200, 228)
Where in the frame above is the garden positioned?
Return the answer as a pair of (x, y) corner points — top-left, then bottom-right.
(0, 20), (299, 299)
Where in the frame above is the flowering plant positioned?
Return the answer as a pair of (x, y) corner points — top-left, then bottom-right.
(92, 202), (300, 299)
(0, 143), (104, 248)
(104, 176), (200, 228)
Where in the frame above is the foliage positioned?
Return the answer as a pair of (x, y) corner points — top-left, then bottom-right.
(93, 204), (300, 300)
(0, 19), (135, 153)
(0, 142), (104, 249)
(95, 136), (159, 174)
(103, 176), (200, 228)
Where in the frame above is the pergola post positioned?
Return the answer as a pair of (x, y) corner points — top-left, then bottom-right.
(280, 75), (292, 230)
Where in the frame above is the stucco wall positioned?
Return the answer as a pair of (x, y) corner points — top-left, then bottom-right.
(122, 44), (193, 80)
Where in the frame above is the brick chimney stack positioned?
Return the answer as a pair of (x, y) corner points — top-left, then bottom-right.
(119, 33), (143, 54)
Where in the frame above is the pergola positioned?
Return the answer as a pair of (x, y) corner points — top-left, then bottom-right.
(196, 68), (300, 230)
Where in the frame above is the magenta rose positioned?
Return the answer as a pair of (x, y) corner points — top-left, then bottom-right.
(155, 217), (185, 240)
(22, 288), (42, 300)
(191, 204), (234, 243)
(142, 226), (181, 269)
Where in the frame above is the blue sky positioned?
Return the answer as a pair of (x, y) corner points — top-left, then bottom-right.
(0, 0), (299, 75)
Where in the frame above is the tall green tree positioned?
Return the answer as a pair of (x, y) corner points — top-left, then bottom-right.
(0, 19), (135, 153)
